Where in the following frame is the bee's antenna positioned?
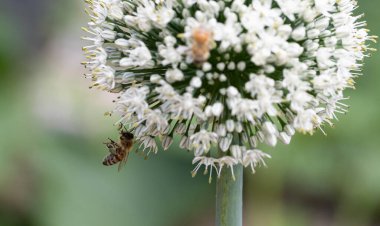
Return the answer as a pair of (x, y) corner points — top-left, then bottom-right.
(117, 123), (123, 131)
(117, 123), (132, 134)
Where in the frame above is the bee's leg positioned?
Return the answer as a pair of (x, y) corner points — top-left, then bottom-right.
(107, 138), (118, 145)
(103, 138), (112, 144)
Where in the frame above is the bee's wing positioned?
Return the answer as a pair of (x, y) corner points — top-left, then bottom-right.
(117, 151), (130, 172)
(104, 139), (119, 155)
(109, 147), (119, 155)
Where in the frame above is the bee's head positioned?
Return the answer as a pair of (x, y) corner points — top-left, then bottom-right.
(121, 131), (134, 140)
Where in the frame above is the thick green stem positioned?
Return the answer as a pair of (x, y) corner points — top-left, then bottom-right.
(215, 164), (243, 226)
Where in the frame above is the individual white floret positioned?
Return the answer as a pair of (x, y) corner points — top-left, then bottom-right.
(190, 130), (218, 156)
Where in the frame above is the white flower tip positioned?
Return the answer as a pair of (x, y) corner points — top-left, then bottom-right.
(165, 68), (184, 83)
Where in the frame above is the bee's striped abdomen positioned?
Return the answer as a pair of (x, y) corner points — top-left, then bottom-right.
(102, 154), (123, 166)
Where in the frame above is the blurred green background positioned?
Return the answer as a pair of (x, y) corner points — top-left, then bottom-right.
(0, 1), (379, 226)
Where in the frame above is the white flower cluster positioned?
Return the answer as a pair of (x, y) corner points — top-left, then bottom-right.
(82, 0), (374, 180)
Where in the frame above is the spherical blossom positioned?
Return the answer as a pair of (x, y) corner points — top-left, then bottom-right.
(82, 0), (375, 180)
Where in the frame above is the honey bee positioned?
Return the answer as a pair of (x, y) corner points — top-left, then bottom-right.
(102, 130), (134, 171)
(191, 27), (213, 64)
